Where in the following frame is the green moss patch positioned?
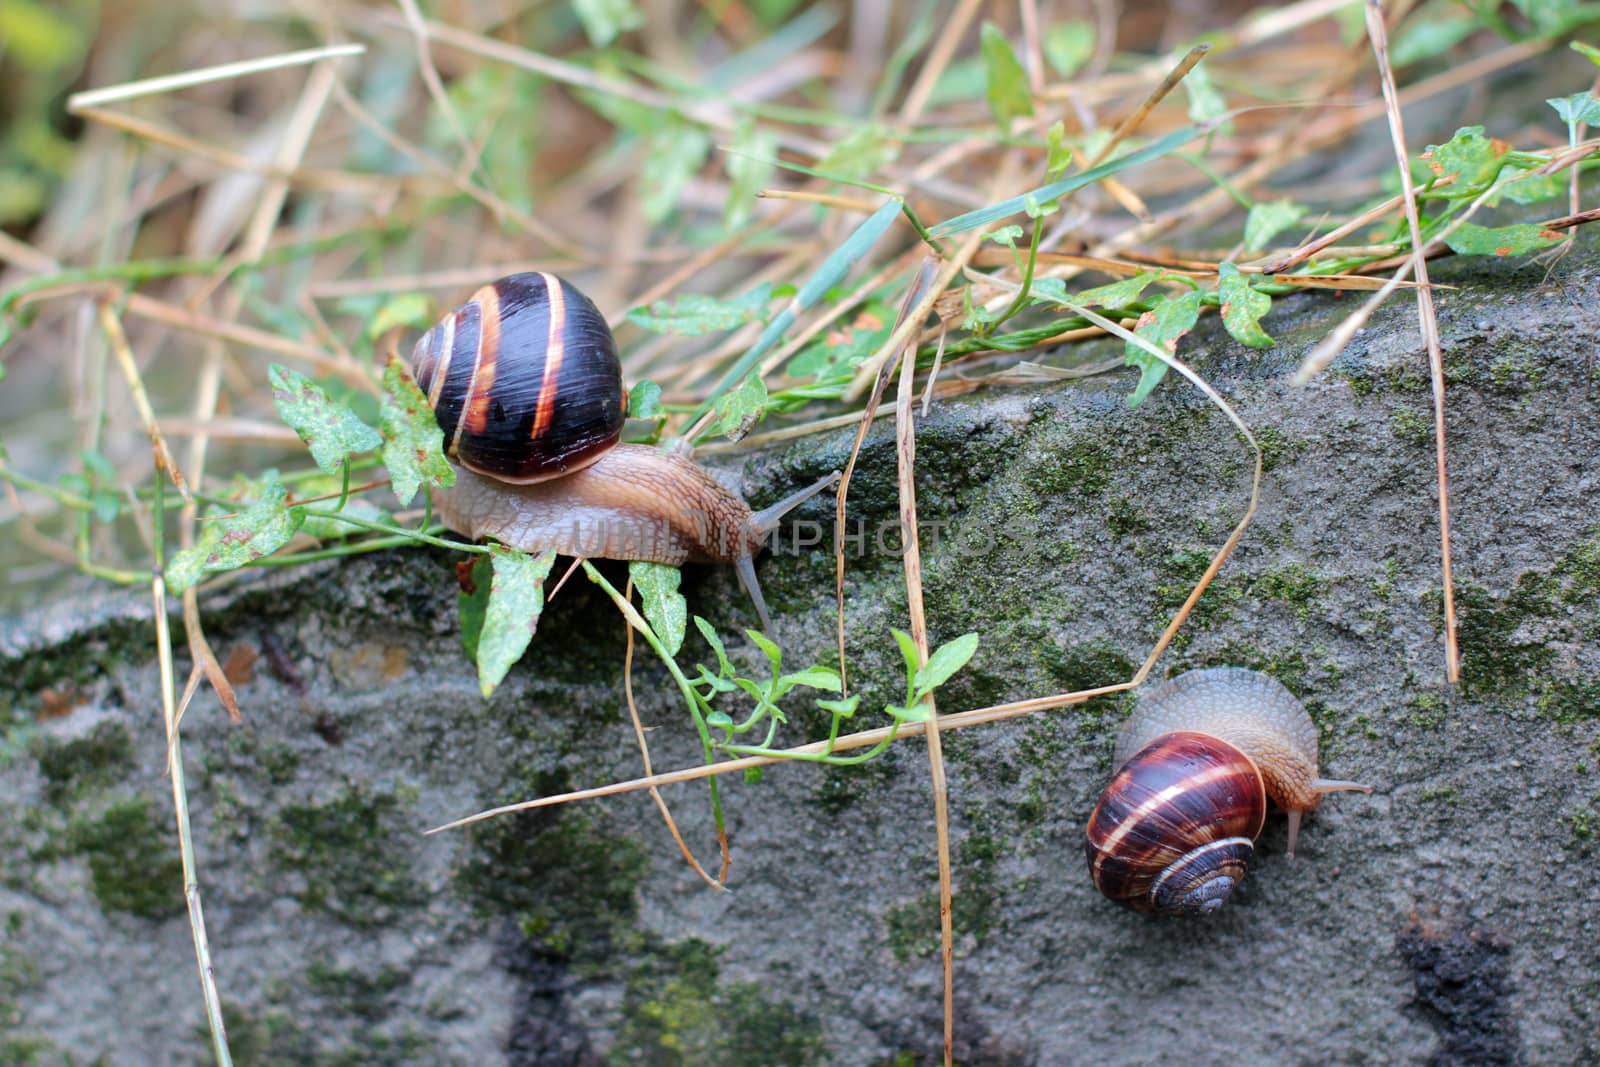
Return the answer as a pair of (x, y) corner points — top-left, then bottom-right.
(268, 784), (425, 927)
(612, 937), (824, 1067)
(66, 798), (184, 919)
(32, 720), (134, 806)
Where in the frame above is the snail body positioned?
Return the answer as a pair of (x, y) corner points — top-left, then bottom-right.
(412, 272), (837, 629)
(1084, 667), (1369, 916)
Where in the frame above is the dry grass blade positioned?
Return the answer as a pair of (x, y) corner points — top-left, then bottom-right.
(892, 303), (954, 1067)
(1363, 0), (1459, 683)
(66, 44), (364, 111)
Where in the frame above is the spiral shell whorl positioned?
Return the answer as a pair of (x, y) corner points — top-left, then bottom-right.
(1084, 731), (1267, 914)
(1115, 666), (1322, 813)
(410, 272), (624, 484)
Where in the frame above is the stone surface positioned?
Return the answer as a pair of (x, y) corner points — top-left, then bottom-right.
(2, 235), (1598, 1066)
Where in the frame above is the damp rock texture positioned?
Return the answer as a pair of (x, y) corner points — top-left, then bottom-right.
(2, 236), (1598, 1067)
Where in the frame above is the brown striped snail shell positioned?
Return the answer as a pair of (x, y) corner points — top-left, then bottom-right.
(1084, 667), (1370, 916)
(410, 272), (838, 630)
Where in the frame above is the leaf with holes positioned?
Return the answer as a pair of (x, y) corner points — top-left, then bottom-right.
(166, 481), (306, 594)
(1218, 263), (1274, 349)
(380, 357), (454, 506)
(474, 546), (557, 698)
(630, 561), (686, 656)
(1443, 222), (1565, 257)
(1125, 289), (1202, 406)
(270, 364), (382, 475)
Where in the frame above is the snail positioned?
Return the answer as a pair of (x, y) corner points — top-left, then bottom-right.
(1083, 667), (1370, 916)
(410, 271), (838, 630)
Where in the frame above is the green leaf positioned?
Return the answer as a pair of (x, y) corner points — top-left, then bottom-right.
(817, 124), (898, 183)
(1069, 272), (1161, 309)
(1442, 221), (1564, 257)
(1217, 263), (1274, 349)
(630, 561), (686, 656)
(628, 380), (662, 419)
(1390, 11), (1479, 67)
(0, 0), (83, 69)
(1575, 40), (1600, 66)
(724, 119), (777, 230)
(457, 553), (492, 663)
(641, 121), (711, 224)
(980, 22), (1034, 128)
(475, 546), (557, 698)
(779, 667), (843, 692)
(269, 364), (382, 475)
(743, 766), (765, 785)
(891, 628), (921, 682)
(166, 481), (306, 594)
(1548, 92), (1600, 130)
(715, 372), (768, 440)
(574, 0), (642, 46)
(1042, 21), (1095, 78)
(626, 285), (773, 336)
(1182, 60), (1227, 125)
(816, 695), (860, 718)
(365, 293), (435, 343)
(1418, 126), (1507, 189)
(913, 632), (979, 695)
(786, 306), (891, 379)
(885, 701), (933, 724)
(1498, 170), (1566, 205)
(1243, 199), (1306, 251)
(693, 615), (733, 677)
(1044, 121), (1072, 180)
(1125, 289), (1203, 406)
(298, 495), (387, 540)
(747, 629), (783, 673)
(985, 224), (1025, 247)
(379, 356), (454, 506)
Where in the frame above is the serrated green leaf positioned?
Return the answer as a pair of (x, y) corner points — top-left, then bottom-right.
(365, 293), (435, 343)
(1243, 199), (1306, 251)
(1070, 272), (1161, 309)
(779, 667), (843, 692)
(913, 632), (979, 695)
(1418, 126), (1507, 188)
(379, 357), (454, 506)
(1442, 221), (1565, 257)
(715, 372), (768, 440)
(747, 628), (783, 672)
(641, 121), (711, 224)
(1217, 263), (1274, 349)
(165, 481), (305, 594)
(630, 560), (686, 656)
(628, 380), (662, 419)
(980, 22), (1034, 128)
(475, 546), (557, 698)
(269, 364), (382, 475)
(458, 553), (492, 663)
(1125, 289), (1203, 406)
(574, 0), (642, 46)
(725, 119), (777, 230)
(1043, 21), (1095, 78)
(626, 285), (773, 336)
(1548, 92), (1600, 129)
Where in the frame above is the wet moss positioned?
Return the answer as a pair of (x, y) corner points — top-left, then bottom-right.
(1537, 682), (1600, 724)
(455, 797), (646, 958)
(268, 784), (425, 927)
(1389, 407), (1433, 448)
(1038, 640), (1136, 717)
(305, 961), (412, 1021)
(1451, 580), (1557, 698)
(32, 720), (134, 806)
(1253, 426), (1304, 473)
(1105, 496), (1152, 538)
(1154, 546), (1245, 640)
(1026, 440), (1114, 499)
(612, 936), (824, 1066)
(66, 798), (185, 919)
(1252, 563), (1329, 620)
(1406, 693), (1448, 730)
(884, 807), (1004, 961)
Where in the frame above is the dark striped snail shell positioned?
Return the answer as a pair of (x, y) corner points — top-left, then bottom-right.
(1084, 667), (1370, 916)
(410, 272), (838, 630)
